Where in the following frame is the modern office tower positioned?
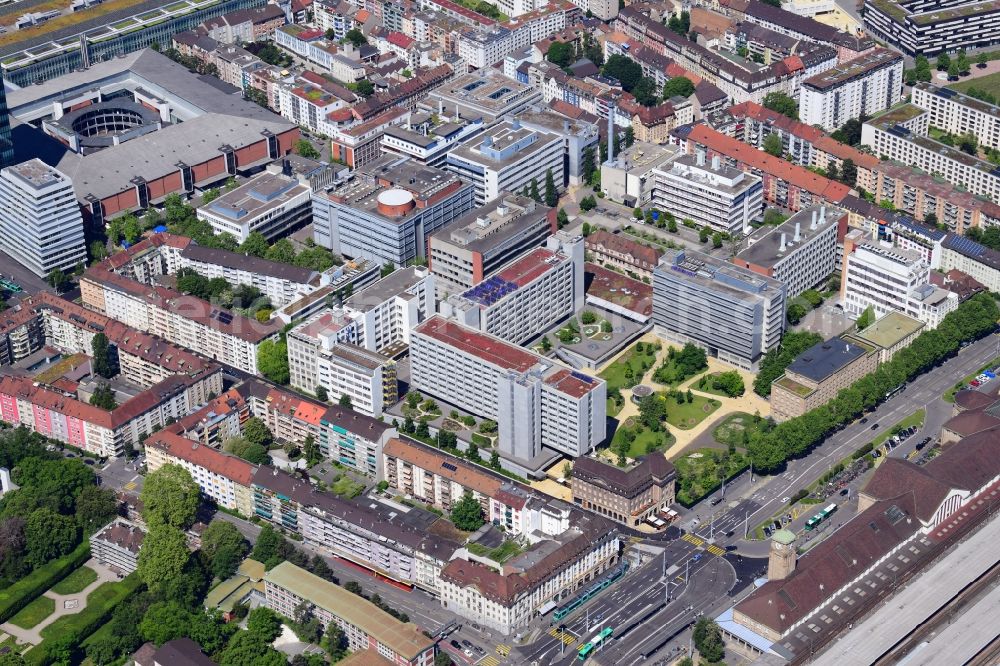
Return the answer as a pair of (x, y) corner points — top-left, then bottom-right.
(732, 205), (841, 299)
(653, 249), (786, 371)
(428, 193), (554, 297)
(439, 232), (584, 344)
(445, 119), (563, 206)
(0, 85), (13, 168)
(651, 152), (763, 235)
(312, 154), (474, 266)
(409, 316), (606, 462)
(0, 159), (86, 277)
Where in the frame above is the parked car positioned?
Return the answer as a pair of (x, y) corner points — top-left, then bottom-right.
(450, 640), (462, 650)
(860, 417), (869, 424)
(839, 488), (849, 496)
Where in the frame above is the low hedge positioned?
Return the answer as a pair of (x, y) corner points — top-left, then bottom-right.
(24, 574), (143, 666)
(0, 542), (91, 624)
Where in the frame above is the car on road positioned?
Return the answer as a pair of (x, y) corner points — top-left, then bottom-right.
(692, 554), (703, 562)
(461, 640), (473, 650)
(870, 423), (879, 430)
(449, 640), (462, 651)
(840, 488), (849, 496)
(860, 417), (868, 424)
(710, 497), (722, 506)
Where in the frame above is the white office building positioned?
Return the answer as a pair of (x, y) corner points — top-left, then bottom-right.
(197, 172), (312, 242)
(439, 233), (584, 344)
(445, 119), (563, 206)
(0, 159), (86, 277)
(841, 232), (958, 328)
(343, 266), (436, 356)
(287, 311), (397, 417)
(799, 48), (904, 131)
(911, 82), (1000, 151)
(651, 153), (763, 235)
(410, 316), (606, 462)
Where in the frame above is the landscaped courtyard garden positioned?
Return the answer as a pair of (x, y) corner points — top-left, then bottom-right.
(673, 447), (750, 505)
(651, 343), (709, 387)
(598, 340), (662, 415)
(712, 411), (772, 448)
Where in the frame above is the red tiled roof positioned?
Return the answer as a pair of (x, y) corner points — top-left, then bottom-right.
(728, 101), (824, 142)
(543, 368), (599, 399)
(812, 135), (879, 169)
(146, 429), (256, 486)
(387, 31), (414, 48)
(414, 316), (539, 373)
(496, 247), (558, 288)
(355, 9), (370, 21)
(859, 457), (950, 523)
(384, 437), (504, 498)
(687, 125), (851, 202)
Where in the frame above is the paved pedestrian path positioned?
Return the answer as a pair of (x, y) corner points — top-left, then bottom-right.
(0, 559), (117, 646)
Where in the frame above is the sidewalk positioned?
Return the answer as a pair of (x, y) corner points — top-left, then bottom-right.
(0, 560), (117, 646)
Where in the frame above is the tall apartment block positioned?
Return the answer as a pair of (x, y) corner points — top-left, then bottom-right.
(653, 249), (786, 371)
(798, 48), (904, 131)
(287, 311), (397, 417)
(439, 233), (584, 345)
(428, 193), (555, 298)
(911, 82), (1000, 151)
(0, 159), (86, 277)
(344, 266), (435, 355)
(651, 152), (763, 236)
(731, 205), (841, 299)
(409, 316), (606, 466)
(197, 171), (312, 242)
(312, 155), (475, 266)
(445, 119), (564, 206)
(861, 105), (1000, 202)
(841, 231), (958, 328)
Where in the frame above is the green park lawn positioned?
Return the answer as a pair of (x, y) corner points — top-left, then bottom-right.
(610, 416), (674, 458)
(693, 373), (744, 398)
(51, 565), (97, 595)
(665, 394), (720, 430)
(949, 71), (1000, 99)
(9, 595), (55, 629)
(712, 412), (769, 447)
(598, 342), (661, 393)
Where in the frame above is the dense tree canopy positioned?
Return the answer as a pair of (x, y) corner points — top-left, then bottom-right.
(450, 492), (484, 531)
(137, 524), (191, 593)
(141, 464), (200, 530)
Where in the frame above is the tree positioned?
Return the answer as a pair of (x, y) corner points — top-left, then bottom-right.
(956, 51), (970, 74)
(602, 55), (643, 92)
(556, 208), (569, 229)
(141, 463), (200, 530)
(74, 486), (118, 531)
(295, 139), (321, 159)
(712, 370), (745, 397)
(325, 623), (348, 661)
(220, 630), (287, 666)
(763, 92), (798, 120)
(959, 132), (978, 156)
(140, 601), (193, 645)
(638, 394), (666, 431)
(91, 332), (114, 378)
(840, 158), (857, 186)
(303, 435), (322, 467)
(415, 420), (429, 438)
(450, 492), (484, 531)
(544, 168), (559, 207)
(624, 126), (635, 148)
(257, 339), (289, 384)
(240, 232), (270, 258)
(856, 305), (875, 330)
(699, 226), (710, 243)
(581, 310), (597, 325)
(937, 52), (951, 71)
(632, 76), (659, 106)
(25, 508), (78, 566)
(201, 521), (249, 580)
(712, 232), (723, 248)
(948, 61), (960, 79)
(693, 617), (725, 662)
(247, 607), (283, 643)
(580, 195), (597, 212)
(345, 28), (367, 46)
(89, 383), (118, 410)
(786, 303), (807, 325)
(251, 524), (288, 570)
(546, 41), (574, 68)
(489, 450), (501, 470)
(977, 52), (989, 68)
(266, 238), (297, 264)
(662, 76), (695, 99)
(354, 79), (375, 97)
(529, 178), (541, 203)
(137, 524), (190, 592)
(763, 132), (783, 157)
(47, 269), (69, 293)
(337, 393), (353, 409)
(123, 215), (143, 245)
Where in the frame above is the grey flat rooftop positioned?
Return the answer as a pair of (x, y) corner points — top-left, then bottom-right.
(657, 248), (783, 304)
(737, 205), (839, 269)
(448, 122), (561, 169)
(786, 337), (868, 383)
(199, 172), (309, 224)
(432, 193), (548, 254)
(4, 158), (67, 190)
(346, 267), (424, 312)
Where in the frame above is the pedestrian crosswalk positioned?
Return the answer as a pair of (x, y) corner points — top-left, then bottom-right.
(495, 644), (511, 657)
(682, 532), (727, 557)
(548, 628), (576, 646)
(123, 481), (137, 491)
(479, 656), (500, 666)
(682, 533), (703, 547)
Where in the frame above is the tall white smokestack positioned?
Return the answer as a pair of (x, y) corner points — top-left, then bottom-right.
(779, 233), (786, 252)
(810, 210), (817, 230)
(820, 205), (826, 224)
(607, 103), (616, 165)
(794, 222), (801, 242)
(697, 150), (705, 167)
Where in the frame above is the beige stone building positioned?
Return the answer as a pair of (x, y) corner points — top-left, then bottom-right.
(844, 310), (924, 364)
(570, 454), (676, 527)
(770, 337), (878, 422)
